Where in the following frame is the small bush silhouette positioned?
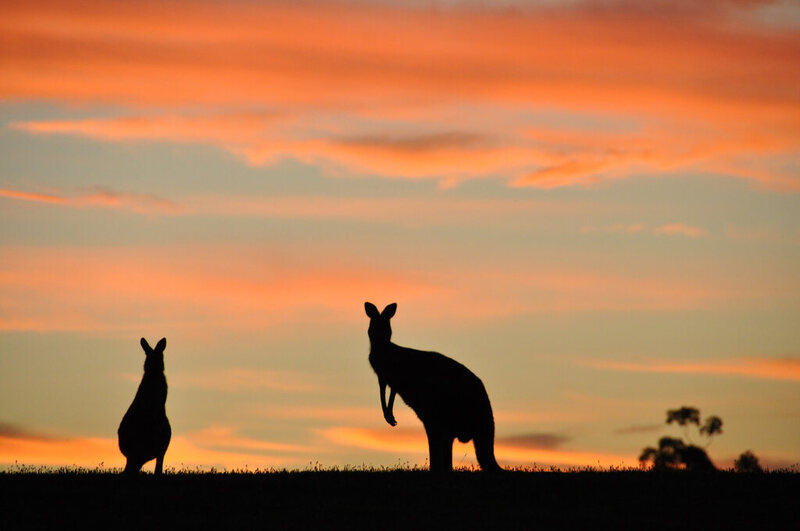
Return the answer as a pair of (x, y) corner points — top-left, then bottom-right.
(639, 437), (716, 471)
(734, 450), (763, 473)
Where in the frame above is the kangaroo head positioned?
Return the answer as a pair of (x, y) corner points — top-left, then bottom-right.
(365, 302), (397, 344)
(141, 337), (167, 373)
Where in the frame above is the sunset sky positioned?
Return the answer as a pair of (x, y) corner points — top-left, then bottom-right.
(1, 0), (799, 471)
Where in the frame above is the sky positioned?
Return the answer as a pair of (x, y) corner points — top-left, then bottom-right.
(1, 0), (799, 471)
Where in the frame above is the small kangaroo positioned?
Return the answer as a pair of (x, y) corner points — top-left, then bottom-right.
(365, 302), (502, 472)
(118, 337), (172, 475)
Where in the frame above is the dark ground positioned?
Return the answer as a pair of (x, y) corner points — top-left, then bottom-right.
(1, 469), (798, 530)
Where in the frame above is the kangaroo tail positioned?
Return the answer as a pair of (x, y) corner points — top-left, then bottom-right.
(474, 423), (503, 473)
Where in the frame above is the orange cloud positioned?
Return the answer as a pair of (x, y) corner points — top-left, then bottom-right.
(0, 244), (448, 333)
(0, 188), (66, 205)
(0, 433), (121, 469)
(186, 425), (320, 456)
(585, 357), (800, 381)
(3, 0), (796, 111)
(2, 0), (798, 189)
(186, 194), (604, 226)
(1, 184), (609, 225)
(11, 115), (538, 181)
(0, 425), (316, 470)
(13, 112), (278, 144)
(320, 426), (632, 468)
(653, 223), (708, 238)
(581, 222), (708, 237)
(11, 109), (799, 190)
(0, 243), (785, 333)
(0, 187), (184, 215)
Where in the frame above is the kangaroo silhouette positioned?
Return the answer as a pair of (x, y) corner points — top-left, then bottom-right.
(365, 302), (502, 472)
(118, 337), (172, 475)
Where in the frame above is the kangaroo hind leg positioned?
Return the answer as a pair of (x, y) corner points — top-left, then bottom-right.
(155, 454), (165, 475)
(425, 425), (454, 473)
(123, 458), (144, 475)
(473, 429), (502, 473)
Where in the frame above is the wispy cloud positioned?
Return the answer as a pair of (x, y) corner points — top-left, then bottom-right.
(497, 432), (570, 450)
(3, 0), (798, 189)
(581, 222), (708, 238)
(2, 243), (772, 333)
(187, 195), (607, 226)
(584, 357), (800, 381)
(0, 432), (121, 468)
(0, 244), (448, 332)
(0, 426), (317, 469)
(653, 223), (708, 238)
(0, 187), (184, 216)
(723, 224), (800, 244)
(186, 426), (320, 456)
(2, 183), (616, 226)
(0, 422), (65, 442)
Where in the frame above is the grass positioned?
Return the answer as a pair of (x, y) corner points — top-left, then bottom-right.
(1, 465), (798, 530)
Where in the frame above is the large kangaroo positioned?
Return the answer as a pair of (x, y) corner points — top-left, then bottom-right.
(118, 337), (172, 475)
(365, 302), (502, 472)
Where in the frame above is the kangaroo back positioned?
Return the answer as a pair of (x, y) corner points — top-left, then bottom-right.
(365, 302), (502, 472)
(118, 337), (172, 475)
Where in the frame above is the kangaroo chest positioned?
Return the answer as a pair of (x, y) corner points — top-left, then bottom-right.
(131, 374), (167, 411)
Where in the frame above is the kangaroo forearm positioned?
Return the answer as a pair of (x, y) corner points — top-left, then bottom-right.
(379, 380), (389, 413)
(387, 389), (396, 415)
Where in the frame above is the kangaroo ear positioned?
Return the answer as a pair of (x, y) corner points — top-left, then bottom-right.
(364, 302), (380, 318)
(155, 337), (167, 353)
(140, 337), (152, 354)
(382, 303), (397, 318)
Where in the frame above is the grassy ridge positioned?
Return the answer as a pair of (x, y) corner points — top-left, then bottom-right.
(1, 469), (798, 529)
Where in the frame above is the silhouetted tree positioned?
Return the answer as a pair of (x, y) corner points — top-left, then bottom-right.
(639, 436), (716, 471)
(666, 406), (700, 427)
(734, 450), (762, 473)
(640, 406), (719, 471)
(664, 406), (722, 446)
(681, 445), (716, 471)
(699, 416), (723, 444)
(639, 437), (685, 470)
